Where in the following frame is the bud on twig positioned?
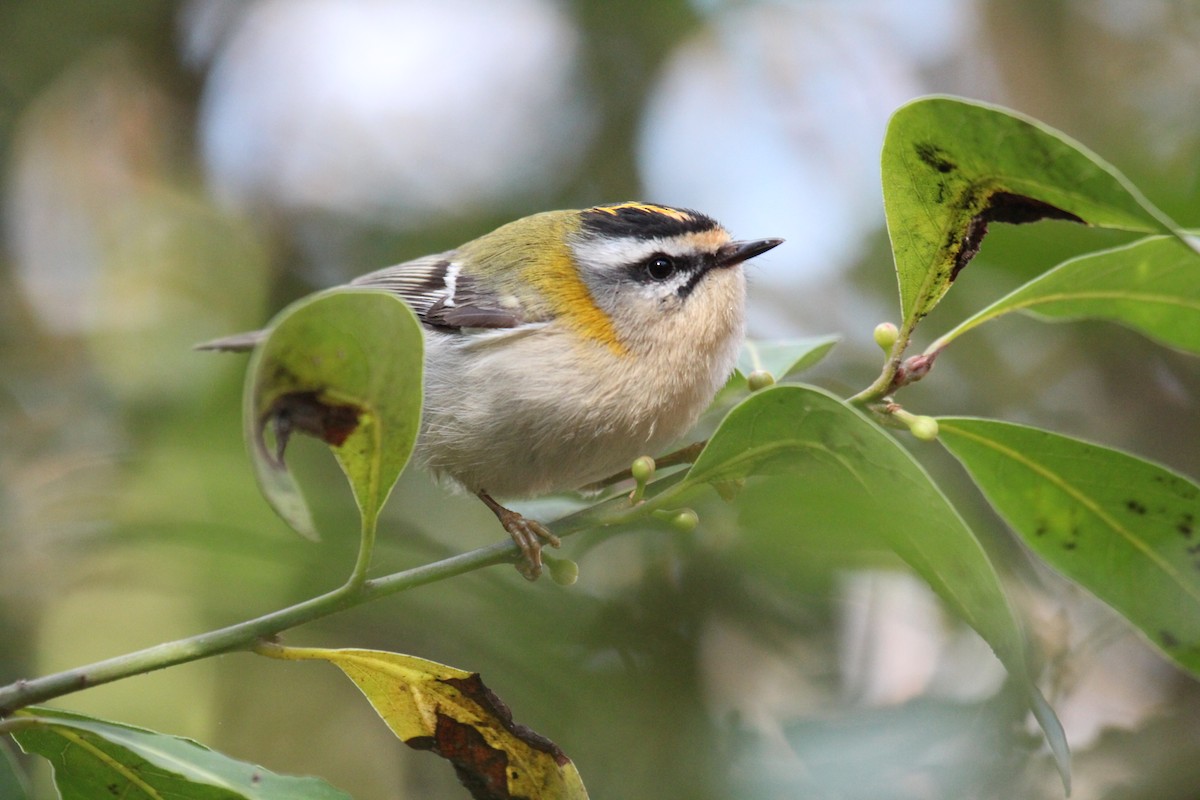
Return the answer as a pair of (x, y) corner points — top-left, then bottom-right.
(873, 322), (899, 351)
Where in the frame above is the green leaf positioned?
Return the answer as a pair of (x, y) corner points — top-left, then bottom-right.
(13, 708), (351, 800)
(244, 288), (424, 539)
(932, 235), (1200, 354)
(883, 95), (1189, 325)
(938, 418), (1200, 677)
(736, 336), (840, 381)
(0, 740), (30, 800)
(682, 386), (1069, 787)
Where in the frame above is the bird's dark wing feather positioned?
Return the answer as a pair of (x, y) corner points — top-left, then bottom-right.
(350, 253), (528, 331)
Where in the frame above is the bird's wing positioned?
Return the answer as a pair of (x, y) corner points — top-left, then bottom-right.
(349, 252), (530, 331)
(197, 252), (539, 352)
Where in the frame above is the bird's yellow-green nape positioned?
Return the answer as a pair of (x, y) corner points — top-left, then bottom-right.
(456, 209), (627, 354)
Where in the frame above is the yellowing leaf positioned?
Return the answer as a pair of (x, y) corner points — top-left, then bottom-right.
(258, 644), (588, 800)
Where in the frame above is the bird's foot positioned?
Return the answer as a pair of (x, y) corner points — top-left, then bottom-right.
(478, 492), (561, 580)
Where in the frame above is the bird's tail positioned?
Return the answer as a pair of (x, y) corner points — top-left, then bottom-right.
(193, 330), (266, 353)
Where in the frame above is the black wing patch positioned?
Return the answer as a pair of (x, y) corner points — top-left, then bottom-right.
(349, 254), (527, 331)
(424, 298), (523, 329)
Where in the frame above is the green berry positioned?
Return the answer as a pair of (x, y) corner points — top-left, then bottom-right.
(873, 322), (899, 351)
(909, 415), (939, 441)
(631, 455), (656, 483)
(747, 370), (775, 391)
(545, 555), (579, 586)
(670, 508), (699, 533)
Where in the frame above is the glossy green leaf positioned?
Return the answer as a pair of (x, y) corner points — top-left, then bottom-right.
(883, 96), (1189, 325)
(939, 418), (1200, 676)
(682, 386), (1069, 786)
(244, 288), (424, 539)
(932, 235), (1200, 354)
(13, 708), (351, 800)
(736, 335), (840, 381)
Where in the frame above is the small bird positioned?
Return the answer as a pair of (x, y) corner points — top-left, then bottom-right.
(201, 202), (782, 578)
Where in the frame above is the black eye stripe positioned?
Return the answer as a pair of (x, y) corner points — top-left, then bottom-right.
(676, 265), (711, 299)
(633, 252), (696, 283)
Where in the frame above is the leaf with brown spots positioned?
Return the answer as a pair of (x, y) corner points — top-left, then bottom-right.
(243, 289), (424, 540)
(939, 417), (1200, 677)
(258, 645), (589, 800)
(883, 96), (1193, 325)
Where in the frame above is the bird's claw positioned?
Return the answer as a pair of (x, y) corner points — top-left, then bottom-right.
(502, 513), (561, 581)
(477, 491), (561, 580)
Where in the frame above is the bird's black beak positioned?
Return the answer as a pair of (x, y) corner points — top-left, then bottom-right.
(717, 237), (784, 268)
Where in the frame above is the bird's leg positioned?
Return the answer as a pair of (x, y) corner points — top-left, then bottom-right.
(477, 491), (561, 581)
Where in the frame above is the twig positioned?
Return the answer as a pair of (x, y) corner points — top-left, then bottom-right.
(0, 479), (678, 717)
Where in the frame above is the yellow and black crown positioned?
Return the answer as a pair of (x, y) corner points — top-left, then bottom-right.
(580, 202), (720, 239)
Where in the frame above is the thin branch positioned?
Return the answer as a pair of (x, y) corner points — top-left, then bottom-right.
(0, 479), (678, 717)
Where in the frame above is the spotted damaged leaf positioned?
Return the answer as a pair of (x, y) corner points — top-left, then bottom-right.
(257, 645), (588, 800)
(883, 96), (1190, 325)
(243, 289), (424, 539)
(939, 418), (1200, 676)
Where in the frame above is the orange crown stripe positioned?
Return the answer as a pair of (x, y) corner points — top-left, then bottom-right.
(591, 202), (692, 222)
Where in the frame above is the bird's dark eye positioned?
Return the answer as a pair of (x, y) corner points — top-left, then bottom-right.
(644, 255), (677, 281)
